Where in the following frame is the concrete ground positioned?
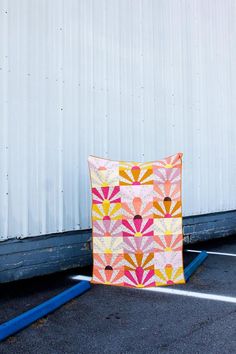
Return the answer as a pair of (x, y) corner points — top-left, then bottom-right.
(0, 235), (236, 354)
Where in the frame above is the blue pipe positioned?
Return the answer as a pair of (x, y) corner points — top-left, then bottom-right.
(184, 251), (208, 282)
(0, 280), (91, 342)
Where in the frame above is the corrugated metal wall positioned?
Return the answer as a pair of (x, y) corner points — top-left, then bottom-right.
(0, 0), (236, 240)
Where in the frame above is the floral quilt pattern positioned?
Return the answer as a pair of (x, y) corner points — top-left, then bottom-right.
(88, 153), (185, 288)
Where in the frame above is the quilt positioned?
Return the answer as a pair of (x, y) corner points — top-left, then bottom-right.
(88, 153), (185, 288)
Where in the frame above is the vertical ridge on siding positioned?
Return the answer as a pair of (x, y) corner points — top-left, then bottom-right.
(0, 0), (9, 240)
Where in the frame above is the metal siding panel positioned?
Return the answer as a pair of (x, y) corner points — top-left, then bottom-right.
(106, 0), (121, 160)
(77, 0), (95, 229)
(0, 0), (236, 240)
(0, 0), (9, 240)
(7, 1), (29, 238)
(62, 0), (79, 231)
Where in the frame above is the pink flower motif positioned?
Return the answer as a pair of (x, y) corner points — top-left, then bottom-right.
(122, 219), (154, 237)
(92, 186), (121, 204)
(154, 234), (183, 252)
(153, 168), (181, 184)
(120, 185), (153, 219)
(93, 254), (124, 285)
(152, 153), (182, 169)
(123, 236), (154, 254)
(93, 220), (122, 237)
(122, 199), (153, 219)
(124, 252), (155, 287)
(154, 181), (181, 202)
(88, 156), (119, 186)
(124, 269), (155, 287)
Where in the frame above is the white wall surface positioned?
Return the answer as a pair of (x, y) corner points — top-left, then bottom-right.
(0, 0), (236, 240)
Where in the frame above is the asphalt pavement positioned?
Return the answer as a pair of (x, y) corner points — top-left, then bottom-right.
(0, 235), (236, 354)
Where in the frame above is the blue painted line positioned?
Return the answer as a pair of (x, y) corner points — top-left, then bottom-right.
(0, 280), (91, 342)
(184, 251), (208, 282)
